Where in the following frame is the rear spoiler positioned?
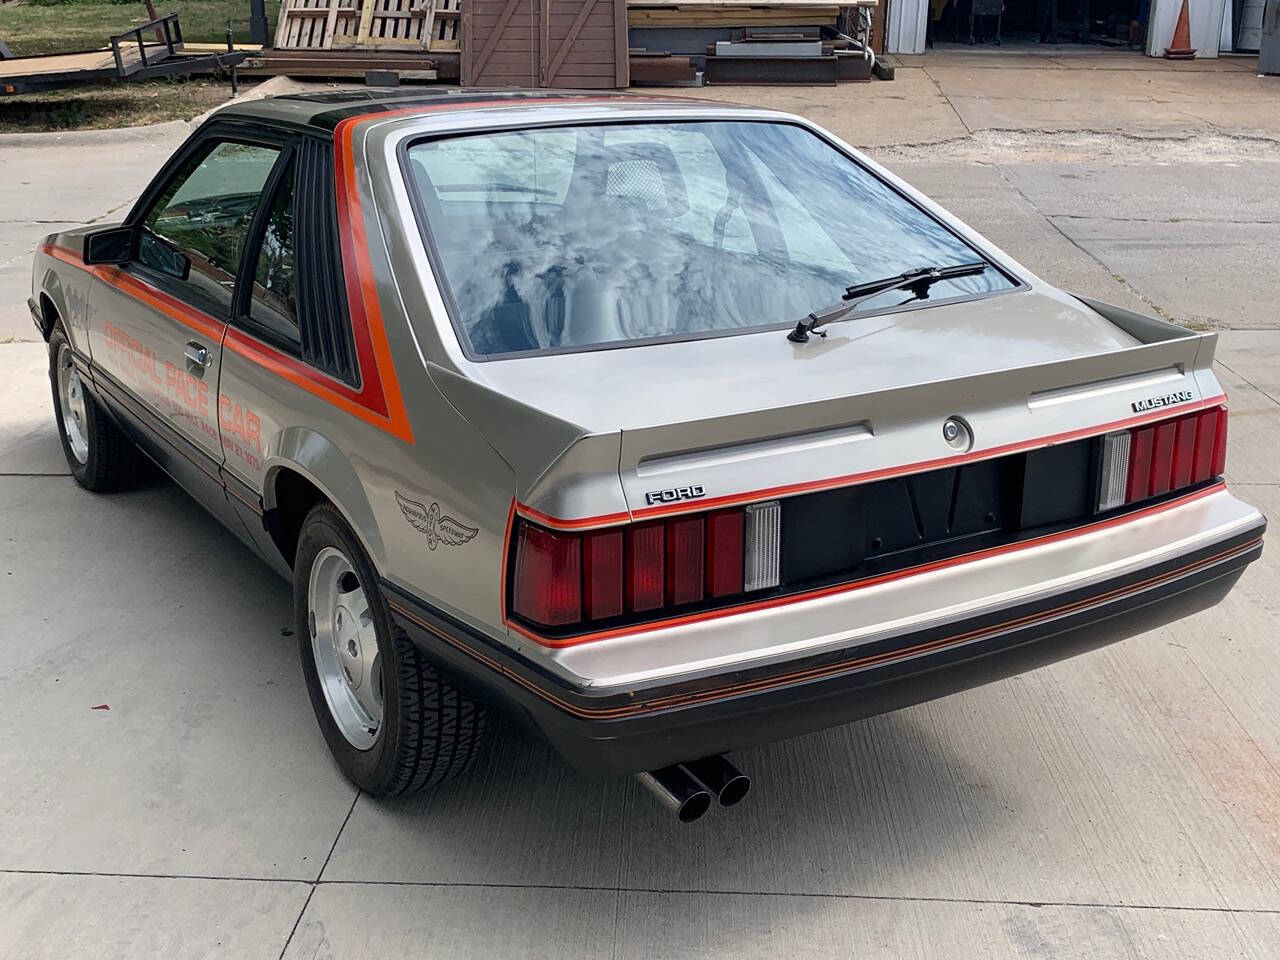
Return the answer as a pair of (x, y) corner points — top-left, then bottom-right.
(1074, 295), (1195, 345)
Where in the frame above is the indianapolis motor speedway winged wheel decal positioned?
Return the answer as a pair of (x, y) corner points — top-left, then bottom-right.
(395, 492), (479, 550)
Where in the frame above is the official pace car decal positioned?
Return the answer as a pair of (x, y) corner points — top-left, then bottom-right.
(395, 492), (478, 550)
(1132, 390), (1195, 413)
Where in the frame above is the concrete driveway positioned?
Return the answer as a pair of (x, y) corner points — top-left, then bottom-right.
(2, 70), (1279, 959)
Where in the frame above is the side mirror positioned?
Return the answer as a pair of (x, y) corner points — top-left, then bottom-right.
(83, 226), (134, 266)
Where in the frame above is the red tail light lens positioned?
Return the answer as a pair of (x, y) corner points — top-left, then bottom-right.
(627, 522), (666, 613)
(583, 530), (623, 620)
(1192, 408), (1219, 483)
(1211, 408), (1228, 478)
(509, 501), (782, 631)
(1126, 426), (1155, 502)
(1103, 405), (1228, 512)
(706, 509), (745, 598)
(666, 517), (705, 606)
(511, 524), (581, 626)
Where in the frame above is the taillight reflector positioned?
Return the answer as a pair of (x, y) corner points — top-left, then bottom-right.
(744, 501), (782, 592)
(1102, 404), (1227, 512)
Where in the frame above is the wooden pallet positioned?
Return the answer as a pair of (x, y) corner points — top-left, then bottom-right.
(274, 0), (452, 50)
(428, 0), (460, 51)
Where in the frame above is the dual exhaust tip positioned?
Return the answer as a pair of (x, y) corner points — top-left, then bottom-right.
(635, 755), (751, 824)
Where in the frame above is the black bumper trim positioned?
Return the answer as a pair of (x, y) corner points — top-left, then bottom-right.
(386, 521), (1263, 776)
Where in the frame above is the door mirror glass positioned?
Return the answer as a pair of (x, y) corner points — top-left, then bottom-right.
(83, 227), (134, 266)
(137, 229), (192, 281)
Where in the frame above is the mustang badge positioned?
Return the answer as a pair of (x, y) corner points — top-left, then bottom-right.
(395, 492), (478, 550)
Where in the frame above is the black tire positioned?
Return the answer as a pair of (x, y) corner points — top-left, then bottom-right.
(294, 502), (486, 797)
(48, 324), (142, 492)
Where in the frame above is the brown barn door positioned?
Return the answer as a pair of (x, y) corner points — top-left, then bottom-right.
(463, 0), (627, 88)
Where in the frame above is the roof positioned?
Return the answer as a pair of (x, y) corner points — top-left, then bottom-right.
(211, 88), (709, 135)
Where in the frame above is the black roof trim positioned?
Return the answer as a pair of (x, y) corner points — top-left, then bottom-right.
(306, 89), (648, 131)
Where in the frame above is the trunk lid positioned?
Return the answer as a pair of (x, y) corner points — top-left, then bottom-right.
(439, 289), (1216, 520)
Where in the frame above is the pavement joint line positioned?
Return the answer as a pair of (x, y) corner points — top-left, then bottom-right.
(276, 790), (362, 960)
(0, 472), (72, 478)
(921, 64), (972, 136)
(1049, 215), (1280, 225)
(4, 868), (1280, 916)
(1216, 358), (1280, 408)
(992, 163), (1178, 322)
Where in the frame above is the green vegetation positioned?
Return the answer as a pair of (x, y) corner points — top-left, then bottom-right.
(0, 1), (281, 133)
(0, 77), (239, 132)
(0, 0), (280, 56)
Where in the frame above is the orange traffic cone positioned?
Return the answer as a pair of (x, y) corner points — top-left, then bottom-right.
(1164, 0), (1197, 59)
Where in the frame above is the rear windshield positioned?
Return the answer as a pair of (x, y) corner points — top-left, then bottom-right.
(404, 121), (1016, 358)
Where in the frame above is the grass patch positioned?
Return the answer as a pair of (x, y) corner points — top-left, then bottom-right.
(0, 76), (241, 132)
(0, 0), (281, 56)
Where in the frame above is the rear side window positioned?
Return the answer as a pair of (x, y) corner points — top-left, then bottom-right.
(405, 121), (1016, 358)
(138, 141), (281, 317)
(248, 161), (298, 346)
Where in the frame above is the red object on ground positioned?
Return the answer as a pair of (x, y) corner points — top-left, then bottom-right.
(1164, 0), (1197, 59)
(90, 704), (110, 711)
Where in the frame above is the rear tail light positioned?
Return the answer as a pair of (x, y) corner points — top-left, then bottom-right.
(1098, 405), (1227, 512)
(510, 500), (782, 631)
(511, 524), (581, 626)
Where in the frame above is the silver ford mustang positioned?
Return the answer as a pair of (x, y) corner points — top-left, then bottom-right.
(29, 91), (1265, 823)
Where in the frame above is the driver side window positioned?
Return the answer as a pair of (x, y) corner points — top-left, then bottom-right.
(138, 140), (281, 318)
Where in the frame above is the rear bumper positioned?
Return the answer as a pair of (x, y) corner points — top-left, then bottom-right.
(386, 513), (1264, 778)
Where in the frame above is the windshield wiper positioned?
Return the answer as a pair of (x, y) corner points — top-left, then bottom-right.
(787, 262), (989, 343)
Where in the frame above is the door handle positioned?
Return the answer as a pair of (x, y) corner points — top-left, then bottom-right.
(184, 341), (212, 376)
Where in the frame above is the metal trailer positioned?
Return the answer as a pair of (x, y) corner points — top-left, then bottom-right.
(1, 15), (246, 96)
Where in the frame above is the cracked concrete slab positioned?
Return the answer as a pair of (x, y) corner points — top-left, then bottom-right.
(0, 341), (64, 474)
(276, 883), (1280, 960)
(1049, 217), (1280, 328)
(1001, 161), (1280, 223)
(0, 873), (310, 960)
(0, 473), (359, 881)
(888, 161), (1150, 311)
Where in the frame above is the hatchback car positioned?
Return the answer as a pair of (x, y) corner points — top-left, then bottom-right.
(30, 91), (1265, 822)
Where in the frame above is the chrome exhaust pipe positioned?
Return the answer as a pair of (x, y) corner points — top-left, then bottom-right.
(684, 755), (751, 807)
(635, 765), (713, 823)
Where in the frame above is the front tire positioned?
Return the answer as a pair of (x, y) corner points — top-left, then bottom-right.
(48, 325), (141, 491)
(294, 503), (486, 797)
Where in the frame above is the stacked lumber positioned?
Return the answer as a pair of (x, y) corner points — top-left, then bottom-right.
(240, 48), (440, 78)
(629, 48), (699, 84)
(627, 0), (876, 86)
(703, 31), (871, 84)
(628, 1), (842, 29)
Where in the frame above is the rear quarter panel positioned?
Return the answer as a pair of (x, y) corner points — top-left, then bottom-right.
(224, 118), (518, 639)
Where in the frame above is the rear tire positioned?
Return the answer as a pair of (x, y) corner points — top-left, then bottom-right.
(294, 502), (487, 797)
(48, 325), (142, 492)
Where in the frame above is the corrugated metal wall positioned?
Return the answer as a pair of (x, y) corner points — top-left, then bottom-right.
(462, 0), (628, 86)
(1147, 0), (1229, 56)
(885, 0), (927, 53)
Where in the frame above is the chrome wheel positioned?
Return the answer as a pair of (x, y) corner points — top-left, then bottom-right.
(56, 342), (89, 465)
(308, 546), (383, 750)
